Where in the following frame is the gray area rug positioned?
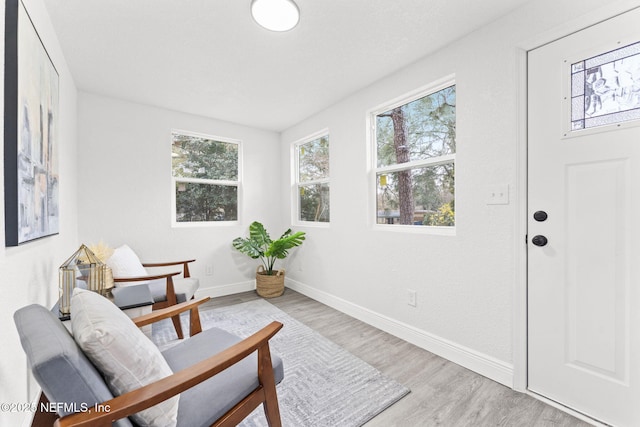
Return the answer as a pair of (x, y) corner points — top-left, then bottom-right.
(152, 299), (410, 426)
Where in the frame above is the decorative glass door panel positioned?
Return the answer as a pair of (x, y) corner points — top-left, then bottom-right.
(570, 41), (640, 131)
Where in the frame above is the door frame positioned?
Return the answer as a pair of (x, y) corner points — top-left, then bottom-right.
(513, 0), (640, 407)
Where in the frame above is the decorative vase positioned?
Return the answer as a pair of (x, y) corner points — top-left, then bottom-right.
(255, 265), (285, 298)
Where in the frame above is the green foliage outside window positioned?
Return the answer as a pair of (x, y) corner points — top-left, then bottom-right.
(299, 183), (329, 222)
(297, 135), (330, 222)
(375, 85), (456, 226)
(298, 136), (329, 182)
(172, 132), (239, 223)
(175, 183), (237, 222)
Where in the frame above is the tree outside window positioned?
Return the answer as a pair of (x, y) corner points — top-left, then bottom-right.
(171, 131), (240, 223)
(296, 133), (329, 223)
(374, 84), (455, 226)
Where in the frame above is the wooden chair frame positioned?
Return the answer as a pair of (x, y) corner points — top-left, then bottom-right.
(113, 259), (196, 339)
(45, 297), (283, 427)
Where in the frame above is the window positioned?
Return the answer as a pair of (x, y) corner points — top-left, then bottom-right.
(570, 41), (640, 131)
(294, 131), (330, 223)
(372, 81), (456, 227)
(171, 130), (240, 224)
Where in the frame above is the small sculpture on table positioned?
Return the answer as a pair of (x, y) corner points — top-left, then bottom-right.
(58, 244), (114, 315)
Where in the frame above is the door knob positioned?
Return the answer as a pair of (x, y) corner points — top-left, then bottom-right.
(532, 235), (548, 247)
(533, 211), (548, 222)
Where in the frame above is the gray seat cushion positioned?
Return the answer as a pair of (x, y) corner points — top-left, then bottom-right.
(148, 277), (199, 303)
(13, 305), (133, 427)
(162, 327), (284, 427)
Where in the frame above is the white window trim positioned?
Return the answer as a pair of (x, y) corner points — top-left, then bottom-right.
(367, 75), (456, 234)
(291, 128), (330, 227)
(171, 129), (243, 227)
(375, 153), (456, 175)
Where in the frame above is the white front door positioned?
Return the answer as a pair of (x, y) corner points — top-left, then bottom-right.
(528, 8), (640, 426)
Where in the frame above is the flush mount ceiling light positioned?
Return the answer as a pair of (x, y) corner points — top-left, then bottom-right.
(251, 0), (300, 32)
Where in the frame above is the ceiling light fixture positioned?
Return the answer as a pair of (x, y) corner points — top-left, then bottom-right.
(251, 0), (300, 32)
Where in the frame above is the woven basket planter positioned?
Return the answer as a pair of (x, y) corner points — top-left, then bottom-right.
(256, 265), (285, 298)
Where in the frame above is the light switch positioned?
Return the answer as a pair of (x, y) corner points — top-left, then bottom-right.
(487, 185), (509, 205)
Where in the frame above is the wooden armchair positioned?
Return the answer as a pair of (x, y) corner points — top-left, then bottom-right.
(14, 296), (284, 427)
(107, 244), (199, 339)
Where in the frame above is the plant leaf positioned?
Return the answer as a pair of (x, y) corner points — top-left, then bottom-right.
(265, 231), (306, 259)
(249, 221), (271, 248)
(232, 237), (263, 259)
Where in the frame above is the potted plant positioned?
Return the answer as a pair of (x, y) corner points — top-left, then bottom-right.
(232, 221), (306, 298)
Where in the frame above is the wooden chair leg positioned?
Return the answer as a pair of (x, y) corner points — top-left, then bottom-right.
(258, 344), (281, 427)
(31, 392), (59, 427)
(189, 306), (202, 336)
(165, 277), (183, 339)
(171, 315), (184, 340)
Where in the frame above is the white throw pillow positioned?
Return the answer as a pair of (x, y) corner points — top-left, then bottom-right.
(106, 244), (149, 287)
(71, 288), (178, 427)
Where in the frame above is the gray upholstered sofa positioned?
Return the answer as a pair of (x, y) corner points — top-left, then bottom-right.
(14, 296), (284, 427)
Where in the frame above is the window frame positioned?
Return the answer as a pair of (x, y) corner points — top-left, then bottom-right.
(367, 75), (456, 235)
(292, 129), (330, 227)
(170, 129), (242, 227)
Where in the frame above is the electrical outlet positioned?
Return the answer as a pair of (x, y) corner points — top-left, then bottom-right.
(205, 264), (213, 276)
(407, 289), (417, 307)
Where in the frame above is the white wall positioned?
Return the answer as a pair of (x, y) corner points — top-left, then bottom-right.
(76, 93), (283, 295)
(280, 0), (640, 387)
(0, 0), (79, 425)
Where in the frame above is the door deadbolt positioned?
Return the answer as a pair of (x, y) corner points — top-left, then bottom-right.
(533, 211), (548, 222)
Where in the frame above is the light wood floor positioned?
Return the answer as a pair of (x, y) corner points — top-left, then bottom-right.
(205, 289), (591, 427)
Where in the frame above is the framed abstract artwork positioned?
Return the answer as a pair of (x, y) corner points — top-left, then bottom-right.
(4, 0), (60, 246)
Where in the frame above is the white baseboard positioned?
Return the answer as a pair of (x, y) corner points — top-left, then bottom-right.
(285, 278), (514, 387)
(195, 280), (255, 298)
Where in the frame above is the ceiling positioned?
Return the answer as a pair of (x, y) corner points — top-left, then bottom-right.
(42, 0), (532, 132)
